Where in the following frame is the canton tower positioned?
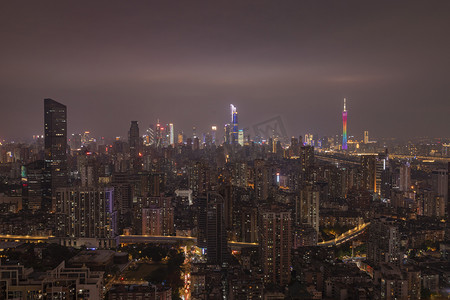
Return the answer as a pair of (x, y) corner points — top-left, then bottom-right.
(342, 98), (348, 150)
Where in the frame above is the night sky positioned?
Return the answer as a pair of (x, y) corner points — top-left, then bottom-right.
(1, 1), (449, 141)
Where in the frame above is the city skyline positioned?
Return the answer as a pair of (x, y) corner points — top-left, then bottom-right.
(1, 1), (450, 140)
(0, 2), (449, 298)
(1, 96), (448, 145)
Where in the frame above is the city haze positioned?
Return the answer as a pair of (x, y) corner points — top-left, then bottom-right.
(1, 1), (449, 140)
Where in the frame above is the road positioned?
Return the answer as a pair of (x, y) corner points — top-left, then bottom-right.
(0, 223), (370, 248)
(317, 222), (370, 247)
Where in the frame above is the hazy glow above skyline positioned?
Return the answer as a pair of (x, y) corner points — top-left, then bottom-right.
(0, 1), (449, 140)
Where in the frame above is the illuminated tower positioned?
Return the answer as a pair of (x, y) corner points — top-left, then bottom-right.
(364, 130), (369, 144)
(231, 104), (238, 144)
(238, 129), (244, 146)
(155, 121), (162, 148)
(169, 123), (174, 146)
(224, 124), (231, 144)
(211, 126), (217, 145)
(342, 98), (348, 150)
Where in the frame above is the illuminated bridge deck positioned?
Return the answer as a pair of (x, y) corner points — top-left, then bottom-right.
(0, 222), (369, 248)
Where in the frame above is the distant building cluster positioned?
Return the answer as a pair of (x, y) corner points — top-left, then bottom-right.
(0, 98), (449, 299)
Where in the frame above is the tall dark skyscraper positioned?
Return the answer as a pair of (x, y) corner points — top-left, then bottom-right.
(259, 205), (292, 286)
(44, 98), (67, 211)
(129, 121), (140, 170)
(129, 121), (140, 155)
(300, 145), (315, 181)
(206, 192), (228, 264)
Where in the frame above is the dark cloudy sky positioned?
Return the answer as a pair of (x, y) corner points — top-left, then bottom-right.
(1, 1), (449, 141)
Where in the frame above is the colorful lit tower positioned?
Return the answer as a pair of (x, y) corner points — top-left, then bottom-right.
(342, 98), (348, 150)
(231, 104), (238, 144)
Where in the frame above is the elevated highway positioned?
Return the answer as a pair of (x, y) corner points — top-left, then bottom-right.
(317, 222), (370, 247)
(0, 222), (370, 248)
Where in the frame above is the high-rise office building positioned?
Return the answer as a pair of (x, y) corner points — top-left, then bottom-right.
(432, 168), (448, 206)
(231, 104), (238, 144)
(189, 162), (212, 198)
(206, 192), (228, 264)
(192, 137), (200, 151)
(196, 197), (208, 249)
(224, 124), (231, 144)
(361, 154), (382, 194)
(142, 196), (174, 236)
(301, 145), (315, 181)
(145, 124), (156, 146)
(296, 184), (320, 234)
(381, 165), (393, 199)
(399, 163), (411, 192)
(342, 98), (347, 150)
(55, 187), (117, 239)
(111, 172), (133, 216)
(44, 98), (68, 212)
(367, 217), (401, 265)
(22, 160), (45, 211)
(129, 121), (140, 155)
(238, 129), (244, 146)
(304, 134), (313, 146)
(155, 122), (162, 148)
(254, 160), (271, 201)
(289, 137), (300, 157)
(417, 189), (446, 217)
(364, 130), (369, 144)
(169, 123), (174, 146)
(177, 132), (184, 145)
(240, 206), (258, 243)
(69, 133), (82, 150)
(211, 126), (217, 145)
(129, 121), (140, 170)
(78, 153), (98, 188)
(259, 205), (292, 286)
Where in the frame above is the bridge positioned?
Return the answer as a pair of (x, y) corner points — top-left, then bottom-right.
(0, 234), (258, 250)
(0, 234), (52, 243)
(0, 222), (370, 248)
(317, 222), (370, 247)
(317, 152), (450, 165)
(389, 154), (450, 163)
(315, 153), (361, 166)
